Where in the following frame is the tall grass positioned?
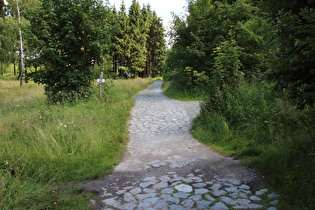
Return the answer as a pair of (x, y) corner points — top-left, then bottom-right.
(163, 81), (204, 101)
(190, 81), (315, 209)
(0, 78), (152, 209)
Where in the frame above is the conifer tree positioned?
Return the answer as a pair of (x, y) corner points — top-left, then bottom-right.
(0, 0), (5, 17)
(140, 4), (151, 77)
(128, 0), (146, 77)
(147, 11), (165, 77)
(114, 1), (131, 77)
(113, 1), (165, 78)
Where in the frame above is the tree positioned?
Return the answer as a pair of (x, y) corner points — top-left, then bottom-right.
(0, 16), (18, 75)
(147, 11), (165, 77)
(16, 0), (25, 86)
(164, 0), (267, 90)
(113, 1), (131, 77)
(128, 0), (147, 77)
(2, 0), (40, 78)
(260, 0), (315, 107)
(113, 1), (165, 78)
(26, 0), (117, 103)
(0, 0), (5, 17)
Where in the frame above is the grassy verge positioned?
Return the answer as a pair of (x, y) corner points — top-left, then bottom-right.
(0, 78), (152, 209)
(162, 81), (204, 101)
(164, 80), (315, 209)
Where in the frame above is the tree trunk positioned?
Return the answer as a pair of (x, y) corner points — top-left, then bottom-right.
(14, 61), (16, 76)
(16, 0), (25, 86)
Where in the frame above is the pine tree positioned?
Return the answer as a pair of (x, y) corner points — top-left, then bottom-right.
(147, 11), (165, 77)
(0, 0), (5, 18)
(114, 1), (165, 78)
(128, 0), (146, 77)
(140, 4), (151, 77)
(113, 1), (131, 77)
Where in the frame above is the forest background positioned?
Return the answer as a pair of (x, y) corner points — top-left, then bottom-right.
(0, 0), (315, 209)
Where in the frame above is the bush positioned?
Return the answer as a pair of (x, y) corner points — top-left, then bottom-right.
(192, 81), (315, 208)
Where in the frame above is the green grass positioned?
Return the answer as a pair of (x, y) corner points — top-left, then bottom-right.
(152, 76), (163, 81)
(165, 80), (315, 209)
(0, 78), (152, 209)
(162, 81), (204, 101)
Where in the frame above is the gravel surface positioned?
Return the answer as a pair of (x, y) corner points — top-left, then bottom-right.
(81, 81), (279, 209)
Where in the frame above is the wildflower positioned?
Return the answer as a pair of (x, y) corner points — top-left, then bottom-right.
(59, 123), (67, 128)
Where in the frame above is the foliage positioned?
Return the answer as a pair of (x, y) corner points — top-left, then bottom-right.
(162, 80), (204, 101)
(112, 1), (166, 78)
(146, 11), (166, 77)
(112, 2), (130, 77)
(0, 78), (151, 208)
(1, 0), (166, 81)
(212, 40), (243, 89)
(262, 1), (315, 107)
(191, 81), (315, 208)
(25, 0), (118, 103)
(127, 0), (146, 76)
(164, 0), (267, 93)
(165, 0), (315, 208)
(0, 16), (18, 75)
(0, 0), (5, 17)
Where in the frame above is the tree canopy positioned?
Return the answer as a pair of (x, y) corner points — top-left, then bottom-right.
(26, 0), (117, 103)
(112, 0), (165, 78)
(164, 0), (315, 107)
(0, 0), (166, 102)
(261, 0), (315, 107)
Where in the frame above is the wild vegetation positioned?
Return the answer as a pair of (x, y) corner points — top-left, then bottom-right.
(0, 78), (151, 209)
(164, 0), (315, 208)
(1, 0), (165, 103)
(1, 0), (161, 208)
(1, 0), (315, 209)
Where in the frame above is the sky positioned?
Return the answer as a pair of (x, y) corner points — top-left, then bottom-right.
(110, 0), (188, 28)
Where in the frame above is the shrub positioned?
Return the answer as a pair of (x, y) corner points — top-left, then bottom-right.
(192, 80), (315, 208)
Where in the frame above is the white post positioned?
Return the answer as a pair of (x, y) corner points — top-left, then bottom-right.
(99, 72), (103, 98)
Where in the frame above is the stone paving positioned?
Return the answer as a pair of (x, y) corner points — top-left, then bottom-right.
(100, 171), (279, 210)
(85, 81), (280, 209)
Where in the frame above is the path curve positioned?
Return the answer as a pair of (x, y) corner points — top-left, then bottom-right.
(82, 81), (279, 210)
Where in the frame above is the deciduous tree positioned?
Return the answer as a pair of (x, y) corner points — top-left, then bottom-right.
(260, 0), (315, 107)
(26, 0), (116, 103)
(0, 16), (18, 75)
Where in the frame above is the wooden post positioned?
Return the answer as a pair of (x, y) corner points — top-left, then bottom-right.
(99, 72), (103, 99)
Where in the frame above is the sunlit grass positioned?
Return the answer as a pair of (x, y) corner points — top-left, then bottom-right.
(0, 80), (45, 105)
(0, 78), (152, 209)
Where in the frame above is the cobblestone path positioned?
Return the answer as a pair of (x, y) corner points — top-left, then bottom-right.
(84, 81), (279, 210)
